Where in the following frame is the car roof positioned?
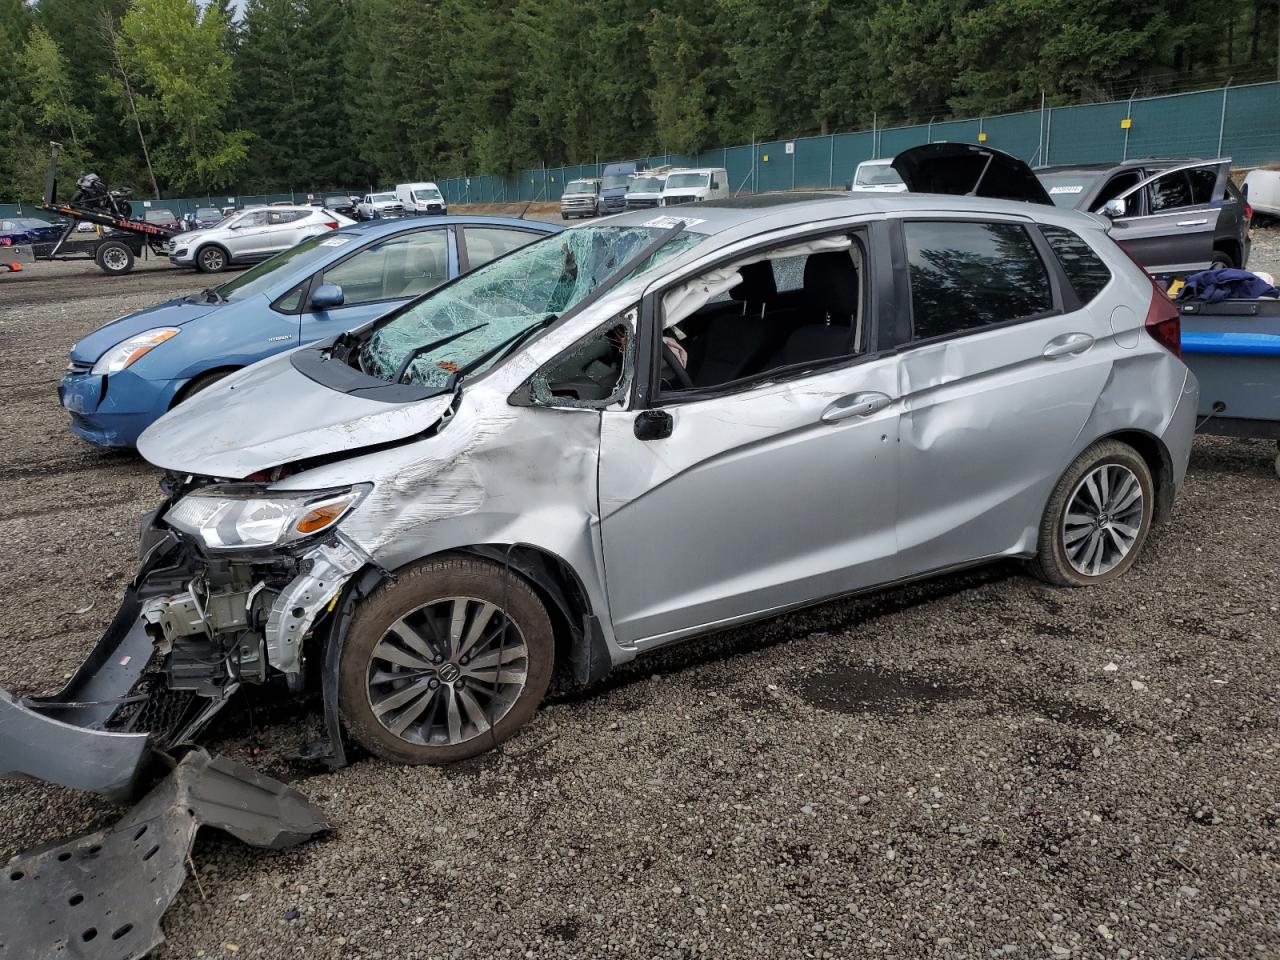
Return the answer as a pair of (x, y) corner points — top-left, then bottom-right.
(594, 191), (1105, 267)
(337, 214), (562, 237)
(1036, 158), (1208, 176)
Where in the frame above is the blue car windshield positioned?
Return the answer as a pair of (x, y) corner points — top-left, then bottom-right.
(360, 226), (703, 388)
(215, 232), (359, 303)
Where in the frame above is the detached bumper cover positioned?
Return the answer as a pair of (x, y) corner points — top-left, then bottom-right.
(0, 749), (328, 960)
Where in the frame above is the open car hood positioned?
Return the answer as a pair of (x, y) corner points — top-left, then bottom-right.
(137, 350), (453, 477)
(892, 143), (1053, 205)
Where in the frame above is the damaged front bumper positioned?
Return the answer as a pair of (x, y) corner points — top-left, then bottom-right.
(0, 516), (371, 801)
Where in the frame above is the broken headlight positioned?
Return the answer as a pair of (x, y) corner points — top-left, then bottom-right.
(164, 484), (369, 550)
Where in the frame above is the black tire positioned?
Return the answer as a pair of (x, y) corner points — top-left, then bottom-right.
(1032, 439), (1155, 587)
(172, 369), (235, 407)
(339, 556), (554, 765)
(1210, 248), (1236, 270)
(95, 240), (134, 276)
(561, 213), (569, 220)
(196, 244), (229, 273)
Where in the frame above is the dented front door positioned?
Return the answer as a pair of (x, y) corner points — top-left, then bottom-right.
(597, 357), (901, 648)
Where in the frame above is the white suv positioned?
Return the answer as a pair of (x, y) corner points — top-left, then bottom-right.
(168, 205), (353, 273)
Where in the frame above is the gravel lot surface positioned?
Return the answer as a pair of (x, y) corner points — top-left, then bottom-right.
(1, 229), (1278, 959)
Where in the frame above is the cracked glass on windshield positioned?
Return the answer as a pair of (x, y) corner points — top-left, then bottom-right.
(360, 226), (703, 389)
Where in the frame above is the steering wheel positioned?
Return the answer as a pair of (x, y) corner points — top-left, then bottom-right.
(662, 340), (694, 390)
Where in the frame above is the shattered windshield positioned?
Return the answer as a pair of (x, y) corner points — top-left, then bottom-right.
(360, 226), (704, 389)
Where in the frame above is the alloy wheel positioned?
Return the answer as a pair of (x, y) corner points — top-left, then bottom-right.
(1061, 463), (1144, 577)
(201, 249), (224, 271)
(365, 596), (528, 746)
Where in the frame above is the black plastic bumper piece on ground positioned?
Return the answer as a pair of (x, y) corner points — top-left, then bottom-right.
(0, 749), (329, 960)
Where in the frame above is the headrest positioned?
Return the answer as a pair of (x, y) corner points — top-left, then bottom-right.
(803, 251), (859, 318)
(730, 260), (778, 303)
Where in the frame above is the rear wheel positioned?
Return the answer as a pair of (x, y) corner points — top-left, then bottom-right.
(1032, 440), (1154, 587)
(1210, 248), (1236, 270)
(339, 557), (554, 764)
(196, 245), (228, 273)
(95, 240), (134, 276)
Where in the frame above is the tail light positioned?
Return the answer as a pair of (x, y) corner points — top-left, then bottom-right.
(324, 220), (339, 230)
(1244, 201), (1253, 223)
(1114, 238), (1181, 358)
(1143, 283), (1181, 357)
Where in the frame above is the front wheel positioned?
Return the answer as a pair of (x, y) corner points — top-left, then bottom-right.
(196, 245), (228, 273)
(339, 556), (554, 764)
(1032, 440), (1155, 587)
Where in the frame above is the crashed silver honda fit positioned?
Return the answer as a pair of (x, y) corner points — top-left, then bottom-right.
(2, 193), (1198, 789)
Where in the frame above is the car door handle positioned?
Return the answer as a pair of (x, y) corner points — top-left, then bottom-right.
(821, 391), (893, 423)
(1176, 218), (1208, 227)
(1042, 332), (1094, 359)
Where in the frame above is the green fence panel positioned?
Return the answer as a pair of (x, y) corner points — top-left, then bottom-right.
(722, 145), (754, 193)
(1222, 82), (1280, 166)
(981, 111), (1044, 163)
(928, 118), (982, 146)
(1126, 89), (1222, 161)
(1043, 102), (1129, 165)
(831, 131), (876, 187)
(792, 135), (832, 189)
(878, 124), (930, 159)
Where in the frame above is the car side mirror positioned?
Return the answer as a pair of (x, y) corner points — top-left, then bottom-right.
(634, 409), (673, 441)
(1100, 198), (1126, 218)
(310, 283), (344, 310)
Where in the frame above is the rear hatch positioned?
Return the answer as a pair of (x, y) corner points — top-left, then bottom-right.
(892, 143), (1053, 205)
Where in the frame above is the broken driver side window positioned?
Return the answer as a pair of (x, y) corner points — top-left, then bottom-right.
(530, 306), (637, 409)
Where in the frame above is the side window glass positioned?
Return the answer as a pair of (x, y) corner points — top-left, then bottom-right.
(1038, 225), (1112, 306)
(905, 221), (1053, 341)
(321, 230), (448, 306)
(1186, 167), (1219, 206)
(531, 308), (636, 409)
(1149, 172), (1193, 212)
(1092, 171), (1142, 212)
(274, 283), (305, 313)
(656, 237), (866, 395)
(466, 227), (542, 269)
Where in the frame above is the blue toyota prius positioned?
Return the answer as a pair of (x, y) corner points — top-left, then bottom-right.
(59, 215), (561, 447)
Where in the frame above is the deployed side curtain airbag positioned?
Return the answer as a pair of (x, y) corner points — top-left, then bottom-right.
(661, 235), (853, 329)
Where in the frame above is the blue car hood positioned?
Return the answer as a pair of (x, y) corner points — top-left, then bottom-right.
(70, 298), (220, 364)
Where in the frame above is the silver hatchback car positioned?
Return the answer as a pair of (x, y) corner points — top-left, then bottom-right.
(3, 193), (1198, 795)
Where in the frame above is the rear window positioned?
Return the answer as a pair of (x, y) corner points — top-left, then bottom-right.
(1035, 172), (1102, 208)
(1038, 225), (1112, 305)
(905, 221), (1054, 341)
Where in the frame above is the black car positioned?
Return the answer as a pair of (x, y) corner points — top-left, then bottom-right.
(325, 194), (357, 217)
(1035, 158), (1251, 272)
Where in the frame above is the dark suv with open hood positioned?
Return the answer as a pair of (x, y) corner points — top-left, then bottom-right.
(891, 144), (1250, 275)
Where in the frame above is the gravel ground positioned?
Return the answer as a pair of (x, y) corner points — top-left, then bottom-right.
(1, 231), (1278, 959)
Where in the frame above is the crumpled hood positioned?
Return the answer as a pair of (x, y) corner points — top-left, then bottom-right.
(70, 297), (218, 364)
(137, 350), (453, 477)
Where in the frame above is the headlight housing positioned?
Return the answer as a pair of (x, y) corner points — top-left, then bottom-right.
(92, 327), (179, 375)
(165, 484), (370, 551)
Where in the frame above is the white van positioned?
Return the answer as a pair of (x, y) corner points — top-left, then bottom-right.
(849, 158), (906, 193)
(660, 168), (729, 206)
(396, 182), (449, 216)
(625, 167), (674, 209)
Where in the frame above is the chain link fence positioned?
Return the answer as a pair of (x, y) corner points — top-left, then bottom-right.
(3, 81), (1278, 220)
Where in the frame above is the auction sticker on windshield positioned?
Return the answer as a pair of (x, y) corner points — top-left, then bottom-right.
(642, 215), (706, 229)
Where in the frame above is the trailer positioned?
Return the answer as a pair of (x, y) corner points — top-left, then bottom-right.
(12, 143), (179, 275)
(1179, 298), (1280, 475)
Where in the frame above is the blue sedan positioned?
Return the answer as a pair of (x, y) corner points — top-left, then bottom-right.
(1, 216), (65, 247)
(59, 215), (561, 447)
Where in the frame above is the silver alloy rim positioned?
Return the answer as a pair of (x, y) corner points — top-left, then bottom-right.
(365, 596), (528, 746)
(103, 247), (128, 271)
(202, 249), (223, 270)
(1061, 463), (1144, 576)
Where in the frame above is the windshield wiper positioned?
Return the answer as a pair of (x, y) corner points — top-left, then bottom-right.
(445, 314), (559, 391)
(392, 322), (489, 384)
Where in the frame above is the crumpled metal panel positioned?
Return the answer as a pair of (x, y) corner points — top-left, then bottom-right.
(0, 750), (328, 960)
(136, 350), (454, 478)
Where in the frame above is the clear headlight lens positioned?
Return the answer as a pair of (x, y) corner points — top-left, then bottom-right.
(92, 327), (180, 375)
(165, 484), (370, 550)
